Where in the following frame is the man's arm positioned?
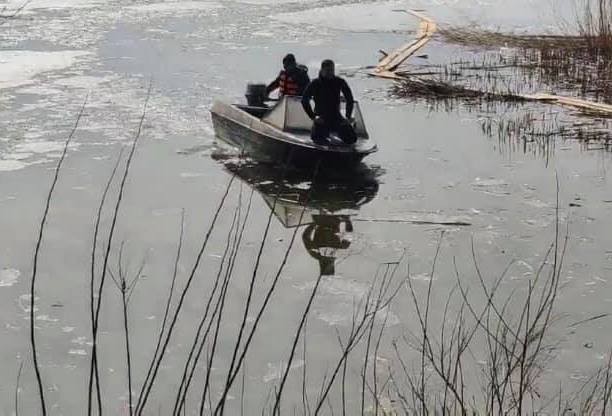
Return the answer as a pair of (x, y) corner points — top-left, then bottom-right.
(265, 72), (281, 96)
(301, 81), (316, 120)
(340, 79), (354, 119)
(298, 70), (310, 92)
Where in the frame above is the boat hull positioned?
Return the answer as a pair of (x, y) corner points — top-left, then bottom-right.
(210, 104), (375, 168)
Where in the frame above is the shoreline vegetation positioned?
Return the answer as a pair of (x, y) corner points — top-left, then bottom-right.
(369, 1), (612, 154)
(374, 1), (612, 120)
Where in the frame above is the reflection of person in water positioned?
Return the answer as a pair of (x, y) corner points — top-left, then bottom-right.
(302, 214), (353, 276)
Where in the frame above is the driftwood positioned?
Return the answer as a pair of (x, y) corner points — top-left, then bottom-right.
(523, 93), (612, 116)
(354, 217), (471, 227)
(371, 9), (612, 116)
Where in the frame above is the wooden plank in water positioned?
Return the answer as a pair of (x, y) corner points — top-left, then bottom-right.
(373, 10), (437, 75)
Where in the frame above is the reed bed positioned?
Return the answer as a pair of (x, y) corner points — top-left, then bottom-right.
(432, 0), (612, 107)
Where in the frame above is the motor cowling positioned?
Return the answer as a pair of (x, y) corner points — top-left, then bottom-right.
(245, 83), (267, 107)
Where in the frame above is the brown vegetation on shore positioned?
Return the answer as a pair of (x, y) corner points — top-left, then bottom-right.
(433, 0), (612, 107)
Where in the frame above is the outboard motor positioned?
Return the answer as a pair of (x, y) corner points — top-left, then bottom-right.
(245, 83), (267, 107)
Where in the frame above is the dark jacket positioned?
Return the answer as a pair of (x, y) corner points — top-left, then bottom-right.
(266, 66), (310, 96)
(301, 75), (354, 121)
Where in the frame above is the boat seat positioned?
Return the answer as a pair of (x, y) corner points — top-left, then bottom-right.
(236, 104), (269, 119)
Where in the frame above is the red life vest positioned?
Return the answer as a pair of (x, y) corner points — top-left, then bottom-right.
(279, 70), (300, 96)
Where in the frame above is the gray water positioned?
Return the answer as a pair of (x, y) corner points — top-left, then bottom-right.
(1, 0), (611, 414)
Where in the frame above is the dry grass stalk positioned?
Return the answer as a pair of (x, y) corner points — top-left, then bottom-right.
(391, 77), (528, 102)
(576, 0), (612, 53)
(439, 27), (588, 50)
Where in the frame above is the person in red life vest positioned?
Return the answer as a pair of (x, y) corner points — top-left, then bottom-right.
(265, 53), (310, 98)
(301, 59), (357, 146)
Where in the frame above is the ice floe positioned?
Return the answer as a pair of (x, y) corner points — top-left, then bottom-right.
(0, 160), (27, 171)
(2, 0), (104, 12)
(125, 1), (223, 13)
(0, 50), (91, 91)
(271, 1), (420, 33)
(263, 359), (304, 383)
(271, 0), (569, 34)
(237, 0), (304, 4)
(0, 268), (20, 287)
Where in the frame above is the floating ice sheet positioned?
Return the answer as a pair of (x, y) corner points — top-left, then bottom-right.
(271, 0), (573, 34)
(271, 1), (420, 33)
(0, 268), (20, 287)
(0, 50), (91, 91)
(0, 160), (27, 171)
(263, 359), (305, 383)
(125, 1), (223, 13)
(3, 0), (104, 10)
(237, 0), (305, 4)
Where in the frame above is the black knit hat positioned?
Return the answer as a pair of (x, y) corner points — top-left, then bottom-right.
(283, 53), (296, 64)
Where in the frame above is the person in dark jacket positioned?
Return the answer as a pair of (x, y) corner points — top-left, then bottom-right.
(266, 53), (310, 97)
(301, 59), (357, 146)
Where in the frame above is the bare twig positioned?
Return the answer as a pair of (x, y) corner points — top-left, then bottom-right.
(88, 149), (124, 416)
(136, 174), (235, 415)
(15, 361), (23, 416)
(30, 96), (87, 416)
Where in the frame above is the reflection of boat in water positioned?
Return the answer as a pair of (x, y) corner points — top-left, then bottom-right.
(210, 94), (378, 167)
(216, 157), (381, 275)
(217, 158), (381, 226)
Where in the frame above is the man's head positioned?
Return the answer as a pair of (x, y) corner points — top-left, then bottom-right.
(320, 59), (335, 79)
(283, 53), (297, 71)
